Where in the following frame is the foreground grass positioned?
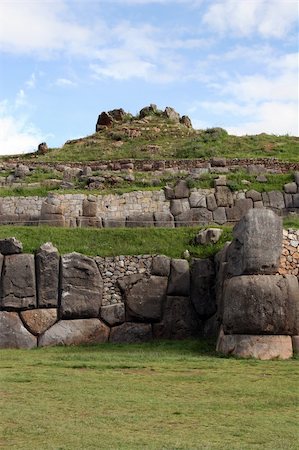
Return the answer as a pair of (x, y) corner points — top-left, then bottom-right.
(0, 225), (233, 258)
(1, 340), (298, 450)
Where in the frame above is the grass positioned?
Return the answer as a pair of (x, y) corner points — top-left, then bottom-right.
(0, 225), (233, 258)
(6, 116), (298, 163)
(1, 340), (298, 449)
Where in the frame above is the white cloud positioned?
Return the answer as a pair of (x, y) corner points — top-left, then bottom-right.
(55, 78), (77, 87)
(25, 73), (36, 89)
(0, 1), (98, 57)
(0, 115), (43, 155)
(202, 0), (298, 38)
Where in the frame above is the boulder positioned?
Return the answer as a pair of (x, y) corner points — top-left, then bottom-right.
(190, 259), (216, 318)
(195, 228), (223, 245)
(153, 296), (201, 340)
(96, 112), (113, 130)
(227, 209), (283, 276)
(109, 322), (152, 343)
(37, 142), (48, 155)
(225, 198), (253, 222)
(14, 164), (30, 179)
(82, 199), (98, 217)
(215, 186), (233, 207)
(174, 180), (190, 199)
(126, 213), (154, 227)
(139, 104), (158, 118)
(1, 254), (36, 309)
(211, 158), (226, 167)
(152, 255), (171, 277)
(268, 191), (285, 210)
(222, 275), (297, 335)
(100, 304), (125, 326)
(216, 328), (293, 360)
(164, 186), (175, 200)
(20, 309), (57, 335)
(60, 252), (103, 319)
(0, 311), (37, 349)
(284, 182), (297, 194)
(36, 242), (59, 307)
(108, 108), (126, 121)
(39, 319), (109, 347)
(167, 259), (190, 296)
(125, 276), (168, 321)
(154, 212), (175, 228)
(0, 237), (23, 255)
(180, 115), (192, 128)
(163, 107), (180, 123)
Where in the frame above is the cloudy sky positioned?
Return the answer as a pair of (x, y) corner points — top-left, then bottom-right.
(0, 0), (298, 155)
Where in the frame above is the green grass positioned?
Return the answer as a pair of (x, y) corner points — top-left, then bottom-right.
(1, 340), (298, 449)
(0, 226), (233, 258)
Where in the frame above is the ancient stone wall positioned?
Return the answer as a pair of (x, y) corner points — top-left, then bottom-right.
(0, 178), (298, 227)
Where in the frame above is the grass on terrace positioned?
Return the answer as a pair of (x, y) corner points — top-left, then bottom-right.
(1, 340), (298, 450)
(0, 217), (297, 258)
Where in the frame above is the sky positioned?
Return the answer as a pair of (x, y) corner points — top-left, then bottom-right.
(0, 0), (298, 155)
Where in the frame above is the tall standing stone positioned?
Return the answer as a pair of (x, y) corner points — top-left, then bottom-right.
(60, 252), (103, 319)
(36, 243), (59, 307)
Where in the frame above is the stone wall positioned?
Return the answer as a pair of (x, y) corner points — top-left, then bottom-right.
(0, 177), (298, 227)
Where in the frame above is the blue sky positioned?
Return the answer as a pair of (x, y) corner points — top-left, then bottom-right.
(0, 0), (298, 155)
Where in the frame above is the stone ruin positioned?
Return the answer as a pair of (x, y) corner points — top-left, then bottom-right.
(0, 209), (298, 359)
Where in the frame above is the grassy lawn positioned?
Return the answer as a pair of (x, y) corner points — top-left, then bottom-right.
(0, 225), (233, 259)
(0, 340), (298, 450)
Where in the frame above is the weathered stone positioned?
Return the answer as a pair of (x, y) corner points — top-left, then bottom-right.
(39, 319), (109, 347)
(14, 164), (30, 179)
(203, 314), (220, 338)
(206, 194), (217, 211)
(214, 175), (227, 187)
(103, 217), (126, 228)
(167, 259), (190, 296)
(211, 157), (226, 167)
(152, 255), (171, 277)
(284, 182), (297, 194)
(126, 213), (154, 227)
(77, 217), (102, 228)
(0, 311), (37, 348)
(227, 209), (283, 276)
(96, 111), (113, 130)
(37, 142), (48, 155)
(108, 108), (126, 121)
(139, 104), (158, 118)
(117, 273), (145, 292)
(1, 254), (36, 309)
(190, 259), (216, 318)
(292, 336), (299, 353)
(110, 322), (152, 343)
(268, 190), (285, 209)
(293, 193), (299, 208)
(180, 115), (192, 128)
(294, 172), (299, 186)
(262, 191), (270, 206)
(223, 275), (297, 335)
(100, 304), (125, 326)
(216, 328), (293, 360)
(256, 175), (268, 183)
(215, 186), (233, 207)
(0, 237), (23, 255)
(170, 198), (190, 216)
(174, 180), (190, 199)
(163, 106), (180, 123)
(154, 212), (174, 228)
(245, 190), (262, 202)
(125, 276), (168, 321)
(60, 252), (103, 319)
(82, 199), (97, 217)
(40, 201), (65, 227)
(284, 193), (293, 208)
(195, 228), (223, 245)
(189, 191), (207, 208)
(254, 201), (264, 209)
(192, 208), (213, 225)
(213, 207), (227, 225)
(225, 198), (253, 222)
(153, 296), (201, 340)
(214, 243), (230, 321)
(36, 242), (59, 307)
(20, 309), (57, 335)
(164, 186), (175, 200)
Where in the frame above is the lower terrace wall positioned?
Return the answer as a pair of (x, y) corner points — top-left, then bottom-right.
(0, 179), (298, 227)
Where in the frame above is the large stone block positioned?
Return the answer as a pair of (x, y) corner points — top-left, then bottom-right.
(103, 217), (126, 228)
(268, 190), (285, 209)
(82, 199), (97, 217)
(189, 191), (207, 208)
(154, 212), (175, 228)
(39, 319), (109, 347)
(215, 186), (233, 207)
(170, 198), (190, 217)
(1, 254), (36, 309)
(100, 304), (125, 326)
(109, 322), (152, 343)
(216, 328), (293, 360)
(167, 259), (190, 296)
(190, 259), (216, 319)
(36, 243), (59, 307)
(20, 309), (57, 335)
(60, 252), (103, 319)
(153, 296), (201, 340)
(225, 198), (253, 222)
(174, 180), (190, 198)
(227, 209), (282, 276)
(223, 275), (297, 335)
(77, 217), (102, 228)
(0, 237), (23, 255)
(152, 255), (171, 277)
(126, 213), (154, 227)
(0, 311), (37, 349)
(125, 275), (168, 321)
